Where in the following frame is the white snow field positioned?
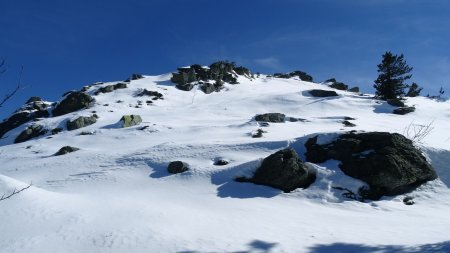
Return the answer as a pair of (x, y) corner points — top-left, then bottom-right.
(0, 73), (449, 253)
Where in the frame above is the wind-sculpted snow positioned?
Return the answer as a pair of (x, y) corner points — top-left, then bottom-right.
(0, 73), (450, 252)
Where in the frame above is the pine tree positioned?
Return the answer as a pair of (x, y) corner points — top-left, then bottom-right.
(406, 82), (422, 97)
(374, 52), (413, 100)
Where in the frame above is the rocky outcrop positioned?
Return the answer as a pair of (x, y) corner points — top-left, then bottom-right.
(171, 61), (250, 91)
(273, 71), (313, 82)
(52, 92), (94, 116)
(120, 115), (142, 128)
(348, 87), (360, 93)
(308, 89), (339, 97)
(393, 106), (415, 115)
(305, 132), (437, 199)
(238, 148), (316, 192)
(14, 125), (47, 143)
(167, 161), (189, 174)
(66, 115), (98, 130)
(255, 113), (286, 123)
(54, 146), (80, 156)
(0, 97), (50, 138)
(124, 74), (144, 82)
(95, 83), (128, 95)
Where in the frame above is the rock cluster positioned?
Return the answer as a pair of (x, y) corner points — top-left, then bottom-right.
(273, 71), (313, 82)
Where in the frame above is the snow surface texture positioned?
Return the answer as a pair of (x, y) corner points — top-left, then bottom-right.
(1, 74), (450, 253)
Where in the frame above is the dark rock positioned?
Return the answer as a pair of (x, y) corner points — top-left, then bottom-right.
(14, 125), (47, 143)
(344, 117), (356, 120)
(167, 161), (189, 174)
(67, 115), (97, 130)
(240, 148), (316, 192)
(114, 82), (128, 89)
(348, 87), (360, 93)
(130, 74), (144, 80)
(327, 79), (348, 90)
(305, 132), (437, 199)
(308, 89), (339, 97)
(252, 129), (265, 138)
(26, 97), (43, 103)
(214, 159), (229, 166)
(201, 81), (223, 94)
(255, 113), (286, 123)
(54, 146), (80, 156)
(274, 71), (313, 82)
(258, 122), (270, 127)
(137, 89), (163, 99)
(0, 98), (51, 138)
(51, 127), (63, 135)
(52, 92), (94, 116)
(120, 115), (142, 127)
(393, 106), (415, 115)
(325, 78), (337, 83)
(387, 98), (405, 107)
(342, 120), (356, 127)
(95, 83), (128, 95)
(403, 196), (415, 205)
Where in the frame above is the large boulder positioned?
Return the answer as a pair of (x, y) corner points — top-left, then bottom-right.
(0, 97), (50, 138)
(167, 161), (189, 174)
(201, 81), (223, 94)
(308, 89), (339, 97)
(305, 132), (437, 199)
(54, 146), (80, 156)
(66, 115), (98, 130)
(120, 115), (142, 128)
(52, 92), (94, 116)
(14, 125), (47, 143)
(255, 113), (286, 123)
(238, 148), (316, 192)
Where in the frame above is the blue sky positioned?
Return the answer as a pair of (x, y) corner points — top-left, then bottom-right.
(1, 0), (450, 118)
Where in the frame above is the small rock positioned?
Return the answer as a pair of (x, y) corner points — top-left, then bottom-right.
(387, 98), (405, 107)
(308, 89), (338, 97)
(348, 87), (360, 93)
(67, 115), (97, 130)
(393, 106), (415, 115)
(342, 120), (356, 127)
(54, 146), (80, 156)
(252, 129), (265, 138)
(403, 196), (415, 205)
(120, 115), (143, 128)
(14, 125), (47, 143)
(167, 161), (189, 174)
(255, 113), (286, 123)
(214, 159), (229, 166)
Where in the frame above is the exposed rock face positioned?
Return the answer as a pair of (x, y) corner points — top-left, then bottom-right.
(305, 132), (437, 199)
(239, 148), (316, 192)
(54, 146), (80, 156)
(201, 81), (223, 94)
(255, 113), (286, 123)
(387, 98), (405, 107)
(120, 115), (142, 128)
(14, 125), (47, 143)
(52, 92), (94, 116)
(274, 71), (313, 82)
(167, 161), (189, 174)
(214, 159), (229, 166)
(66, 115), (98, 130)
(95, 83), (128, 95)
(393, 106), (415, 115)
(308, 89), (339, 97)
(0, 98), (51, 138)
(171, 61), (250, 91)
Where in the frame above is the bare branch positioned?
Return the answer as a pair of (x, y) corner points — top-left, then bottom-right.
(0, 66), (23, 108)
(403, 120), (434, 143)
(0, 182), (32, 202)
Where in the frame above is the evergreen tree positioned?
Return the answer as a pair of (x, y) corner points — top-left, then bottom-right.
(406, 82), (422, 97)
(374, 52), (413, 100)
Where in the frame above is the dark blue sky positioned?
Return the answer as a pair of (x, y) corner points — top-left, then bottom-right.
(1, 0), (450, 118)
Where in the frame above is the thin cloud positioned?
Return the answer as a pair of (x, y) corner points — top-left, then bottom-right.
(254, 57), (282, 70)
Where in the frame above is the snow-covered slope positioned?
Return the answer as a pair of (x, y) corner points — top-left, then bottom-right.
(1, 74), (450, 252)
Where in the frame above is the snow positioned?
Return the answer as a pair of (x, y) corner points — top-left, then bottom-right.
(1, 74), (450, 252)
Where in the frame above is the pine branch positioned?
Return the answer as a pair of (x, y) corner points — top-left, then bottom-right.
(0, 182), (32, 201)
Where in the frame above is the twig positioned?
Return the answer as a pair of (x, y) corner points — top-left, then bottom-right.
(0, 66), (23, 108)
(0, 182), (32, 201)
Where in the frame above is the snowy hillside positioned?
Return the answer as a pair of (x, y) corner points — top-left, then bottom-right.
(1, 68), (450, 253)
